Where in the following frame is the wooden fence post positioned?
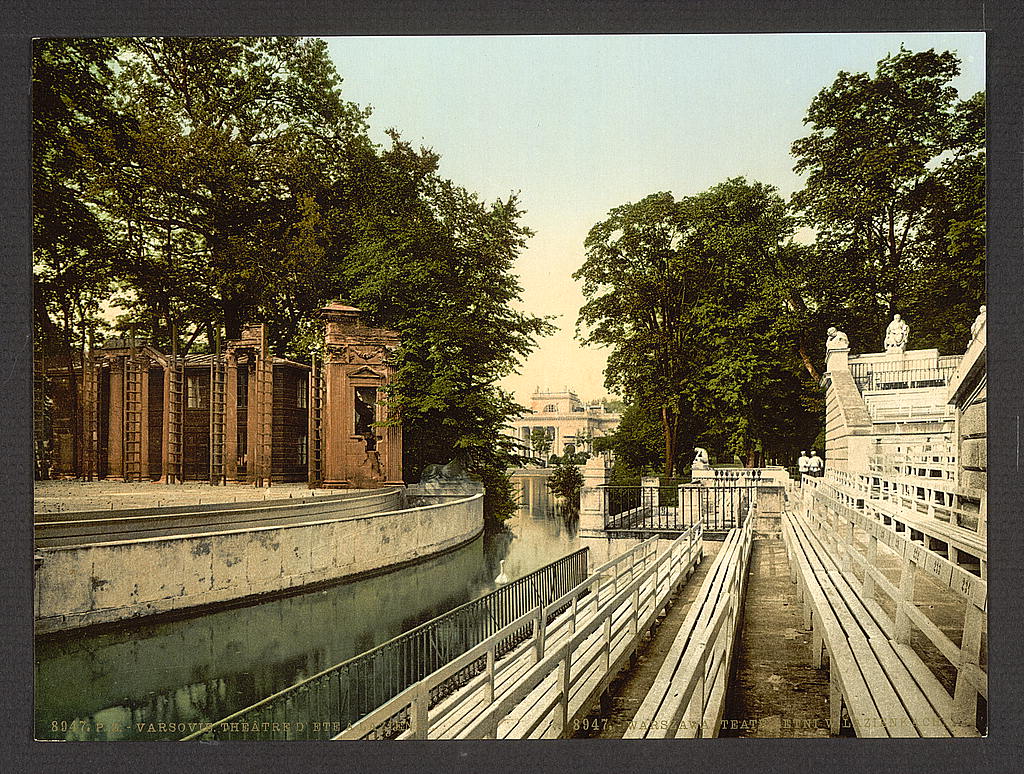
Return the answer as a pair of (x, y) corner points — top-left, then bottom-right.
(556, 648), (571, 737)
(863, 533), (878, 599)
(534, 605), (546, 662)
(894, 555), (918, 645)
(485, 647), (496, 704)
(410, 683), (429, 739)
(951, 601), (985, 731)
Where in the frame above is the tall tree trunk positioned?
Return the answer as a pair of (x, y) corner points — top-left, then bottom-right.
(223, 299), (243, 340)
(797, 338), (821, 381)
(661, 406), (680, 478)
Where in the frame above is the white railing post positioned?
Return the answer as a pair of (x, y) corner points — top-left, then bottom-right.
(410, 683), (429, 739)
(632, 587), (640, 636)
(863, 532), (878, 599)
(556, 647), (571, 737)
(603, 617), (611, 672)
(894, 554), (918, 645)
(952, 601), (985, 730)
(485, 646), (496, 704)
(534, 605), (546, 662)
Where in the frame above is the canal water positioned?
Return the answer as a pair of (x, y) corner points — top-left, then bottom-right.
(35, 476), (582, 741)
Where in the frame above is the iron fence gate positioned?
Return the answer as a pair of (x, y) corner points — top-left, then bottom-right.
(604, 484), (756, 532)
(182, 547), (590, 740)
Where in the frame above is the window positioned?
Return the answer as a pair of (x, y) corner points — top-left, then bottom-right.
(543, 404), (557, 413)
(297, 376), (308, 409)
(237, 369), (248, 407)
(522, 426), (531, 440)
(354, 386), (377, 436)
(297, 433), (308, 465)
(187, 375), (201, 409)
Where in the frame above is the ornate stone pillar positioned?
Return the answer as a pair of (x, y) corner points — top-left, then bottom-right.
(106, 354), (125, 481)
(320, 302), (402, 489)
(224, 351), (238, 482)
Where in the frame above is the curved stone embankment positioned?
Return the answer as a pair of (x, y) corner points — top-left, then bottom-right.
(34, 484), (484, 635)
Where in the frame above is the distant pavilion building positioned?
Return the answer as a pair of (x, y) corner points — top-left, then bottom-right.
(509, 388), (621, 461)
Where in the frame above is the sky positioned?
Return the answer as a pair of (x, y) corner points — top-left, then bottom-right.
(325, 33), (985, 405)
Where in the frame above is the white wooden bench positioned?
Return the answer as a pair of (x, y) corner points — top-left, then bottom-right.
(623, 507), (754, 738)
(784, 507), (985, 737)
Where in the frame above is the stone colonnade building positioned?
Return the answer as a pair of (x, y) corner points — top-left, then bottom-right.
(509, 388), (621, 460)
(39, 302), (402, 489)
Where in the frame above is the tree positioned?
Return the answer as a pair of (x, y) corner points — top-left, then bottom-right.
(33, 38), (123, 469)
(575, 192), (697, 477)
(576, 179), (815, 472)
(530, 427), (553, 463)
(87, 36), (371, 345)
(547, 460), (583, 508)
(592, 402), (665, 477)
(33, 37), (553, 526)
(790, 47), (985, 352)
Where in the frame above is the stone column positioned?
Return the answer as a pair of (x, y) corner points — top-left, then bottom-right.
(224, 352), (238, 482)
(159, 362), (171, 482)
(106, 356), (125, 480)
(139, 361), (150, 480)
(579, 454), (610, 536)
(246, 357), (259, 484)
(319, 302), (402, 489)
(641, 475), (660, 510)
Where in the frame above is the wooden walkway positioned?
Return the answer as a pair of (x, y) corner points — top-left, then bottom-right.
(336, 524), (704, 739)
(622, 510), (753, 738)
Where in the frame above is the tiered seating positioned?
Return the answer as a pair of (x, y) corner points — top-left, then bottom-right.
(783, 506), (985, 737)
(624, 511), (754, 738)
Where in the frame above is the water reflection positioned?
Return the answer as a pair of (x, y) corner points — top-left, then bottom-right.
(35, 477), (580, 741)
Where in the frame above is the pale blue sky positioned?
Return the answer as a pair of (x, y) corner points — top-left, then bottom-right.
(325, 33), (985, 402)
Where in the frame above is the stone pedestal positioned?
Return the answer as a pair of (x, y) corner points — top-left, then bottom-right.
(320, 302), (402, 488)
(641, 475), (660, 510)
(579, 454), (610, 536)
(825, 345), (850, 373)
(755, 484), (784, 538)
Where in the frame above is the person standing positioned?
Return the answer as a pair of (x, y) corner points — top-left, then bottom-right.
(797, 450), (811, 479)
(809, 450), (824, 477)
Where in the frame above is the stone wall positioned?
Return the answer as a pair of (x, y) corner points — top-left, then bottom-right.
(823, 369), (873, 472)
(35, 488), (484, 634)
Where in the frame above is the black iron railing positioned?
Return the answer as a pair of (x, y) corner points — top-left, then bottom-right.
(603, 484), (756, 532)
(181, 547), (590, 741)
(849, 363), (959, 392)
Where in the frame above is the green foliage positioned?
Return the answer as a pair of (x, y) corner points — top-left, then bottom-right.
(529, 427), (553, 461)
(546, 460), (583, 508)
(577, 178), (818, 470)
(791, 47), (985, 352)
(593, 401), (666, 475)
(32, 37), (551, 524)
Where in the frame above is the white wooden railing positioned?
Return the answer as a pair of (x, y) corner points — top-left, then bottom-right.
(336, 524), (704, 740)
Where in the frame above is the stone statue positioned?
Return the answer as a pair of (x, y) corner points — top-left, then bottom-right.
(692, 447), (710, 470)
(419, 459), (472, 482)
(884, 314), (909, 353)
(971, 305), (986, 340)
(825, 326), (849, 351)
